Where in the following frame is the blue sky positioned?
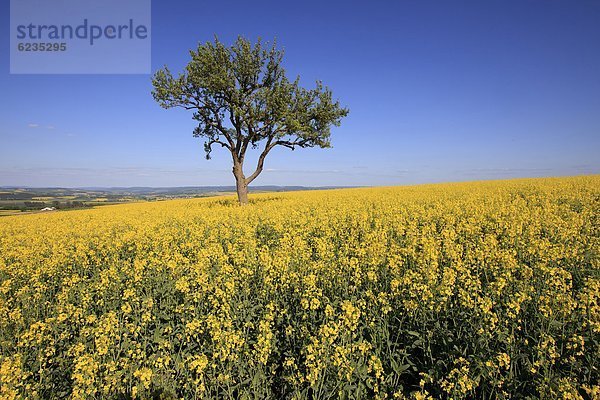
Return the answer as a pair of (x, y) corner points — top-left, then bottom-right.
(1, 0), (599, 187)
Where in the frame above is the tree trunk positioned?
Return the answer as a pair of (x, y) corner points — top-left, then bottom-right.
(233, 162), (249, 205)
(236, 179), (249, 205)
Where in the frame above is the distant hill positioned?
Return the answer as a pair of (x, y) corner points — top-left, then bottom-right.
(0, 185), (359, 212)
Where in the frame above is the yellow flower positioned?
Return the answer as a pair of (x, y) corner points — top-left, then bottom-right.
(133, 367), (153, 389)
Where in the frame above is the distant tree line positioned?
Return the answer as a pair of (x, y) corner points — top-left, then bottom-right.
(0, 201), (91, 211)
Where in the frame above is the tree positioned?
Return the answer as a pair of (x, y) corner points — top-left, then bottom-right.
(151, 36), (349, 205)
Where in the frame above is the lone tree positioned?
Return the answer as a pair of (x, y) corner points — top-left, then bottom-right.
(151, 36), (348, 205)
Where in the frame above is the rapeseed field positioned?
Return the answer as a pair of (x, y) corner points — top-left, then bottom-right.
(0, 176), (598, 399)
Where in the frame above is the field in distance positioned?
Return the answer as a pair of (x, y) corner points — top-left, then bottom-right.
(0, 185), (349, 215)
(0, 176), (598, 399)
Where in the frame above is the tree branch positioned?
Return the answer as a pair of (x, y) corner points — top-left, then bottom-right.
(274, 138), (311, 150)
(207, 139), (231, 150)
(245, 137), (276, 185)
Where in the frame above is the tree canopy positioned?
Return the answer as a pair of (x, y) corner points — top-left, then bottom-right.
(151, 36), (348, 204)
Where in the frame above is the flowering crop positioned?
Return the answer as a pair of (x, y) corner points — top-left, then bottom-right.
(0, 176), (598, 399)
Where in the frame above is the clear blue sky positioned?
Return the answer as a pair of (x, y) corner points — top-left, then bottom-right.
(1, 0), (599, 187)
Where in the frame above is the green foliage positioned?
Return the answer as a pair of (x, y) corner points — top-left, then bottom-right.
(151, 36), (348, 193)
